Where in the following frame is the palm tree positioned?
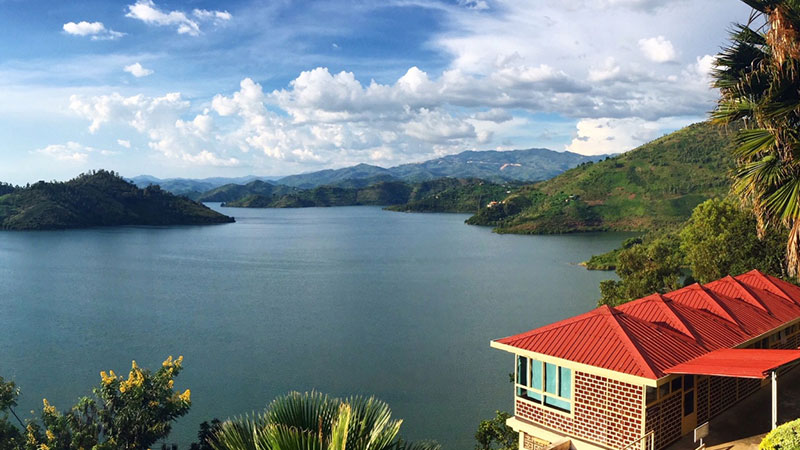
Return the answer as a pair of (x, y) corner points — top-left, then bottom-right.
(210, 391), (441, 450)
(712, 0), (800, 276)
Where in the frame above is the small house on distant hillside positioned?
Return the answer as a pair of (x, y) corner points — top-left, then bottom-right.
(492, 270), (800, 450)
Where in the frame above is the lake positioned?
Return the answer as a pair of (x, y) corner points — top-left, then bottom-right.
(0, 205), (629, 449)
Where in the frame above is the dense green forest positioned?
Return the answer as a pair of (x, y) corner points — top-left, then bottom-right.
(222, 178), (515, 213)
(467, 122), (736, 234)
(0, 171), (234, 230)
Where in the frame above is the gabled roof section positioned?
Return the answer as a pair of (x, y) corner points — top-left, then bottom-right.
(493, 270), (800, 380)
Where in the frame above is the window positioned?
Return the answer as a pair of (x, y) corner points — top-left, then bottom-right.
(658, 383), (670, 399)
(515, 356), (572, 413)
(683, 390), (695, 416)
(684, 375), (694, 390)
(671, 376), (682, 392)
(646, 386), (657, 404)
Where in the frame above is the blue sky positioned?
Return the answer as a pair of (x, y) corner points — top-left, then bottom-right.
(0, 0), (752, 184)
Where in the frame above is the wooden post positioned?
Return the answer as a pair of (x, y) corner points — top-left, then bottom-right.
(772, 370), (778, 430)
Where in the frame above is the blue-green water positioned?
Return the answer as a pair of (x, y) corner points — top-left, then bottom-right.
(0, 205), (628, 449)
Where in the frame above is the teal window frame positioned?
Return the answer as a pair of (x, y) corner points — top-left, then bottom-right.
(514, 356), (572, 413)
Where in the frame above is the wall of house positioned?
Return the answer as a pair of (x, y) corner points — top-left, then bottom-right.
(645, 324), (800, 450)
(516, 371), (644, 450)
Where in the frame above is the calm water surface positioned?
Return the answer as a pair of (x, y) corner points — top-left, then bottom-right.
(0, 206), (629, 449)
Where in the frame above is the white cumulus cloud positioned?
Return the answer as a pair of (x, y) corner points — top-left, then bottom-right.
(62, 21), (125, 40)
(638, 36), (678, 63)
(123, 62), (154, 78)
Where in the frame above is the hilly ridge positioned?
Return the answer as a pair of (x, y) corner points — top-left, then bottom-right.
(466, 122), (737, 233)
(0, 171), (234, 230)
(276, 148), (605, 188)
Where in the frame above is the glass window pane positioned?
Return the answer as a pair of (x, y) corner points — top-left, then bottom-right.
(545, 363), (557, 394)
(683, 390), (695, 416)
(646, 387), (657, 404)
(659, 383), (670, 398)
(544, 396), (571, 412)
(684, 375), (694, 390)
(671, 377), (682, 392)
(531, 360), (542, 390)
(559, 367), (572, 399)
(517, 356), (528, 386)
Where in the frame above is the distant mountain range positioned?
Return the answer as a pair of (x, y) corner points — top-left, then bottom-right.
(130, 147), (607, 196)
(274, 148), (606, 188)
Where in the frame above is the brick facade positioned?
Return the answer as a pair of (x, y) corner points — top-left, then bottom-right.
(515, 371), (643, 450)
(522, 433), (550, 450)
(645, 392), (681, 450)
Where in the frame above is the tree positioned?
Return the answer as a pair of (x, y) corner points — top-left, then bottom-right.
(598, 236), (683, 306)
(712, 0), (800, 276)
(680, 198), (786, 282)
(0, 356), (191, 450)
(211, 391), (440, 450)
(474, 411), (516, 450)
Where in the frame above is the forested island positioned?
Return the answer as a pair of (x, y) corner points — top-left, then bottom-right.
(0, 170), (234, 230)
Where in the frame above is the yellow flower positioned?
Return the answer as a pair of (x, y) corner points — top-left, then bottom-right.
(100, 370), (117, 385)
(26, 424), (36, 445)
(179, 389), (191, 403)
(167, 380), (174, 388)
(38, 444), (49, 450)
(42, 399), (56, 415)
(119, 383), (127, 393)
(46, 430), (54, 441)
(149, 400), (159, 407)
(131, 360), (139, 370)
(162, 356), (173, 367)
(175, 355), (183, 367)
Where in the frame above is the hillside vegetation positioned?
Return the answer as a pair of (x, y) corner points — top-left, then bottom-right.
(467, 122), (737, 234)
(0, 170), (234, 230)
(223, 178), (514, 213)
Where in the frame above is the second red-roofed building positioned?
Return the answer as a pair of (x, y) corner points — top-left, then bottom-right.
(491, 270), (800, 450)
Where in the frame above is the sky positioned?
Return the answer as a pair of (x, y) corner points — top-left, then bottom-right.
(0, 0), (754, 184)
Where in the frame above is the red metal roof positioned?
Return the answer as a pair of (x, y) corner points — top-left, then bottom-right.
(664, 349), (800, 378)
(493, 270), (800, 380)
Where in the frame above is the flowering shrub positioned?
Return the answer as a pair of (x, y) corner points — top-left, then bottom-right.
(1, 356), (191, 450)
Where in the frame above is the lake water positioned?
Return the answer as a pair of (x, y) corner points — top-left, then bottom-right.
(0, 205), (629, 449)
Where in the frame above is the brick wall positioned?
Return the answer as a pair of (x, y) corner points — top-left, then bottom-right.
(645, 393), (681, 450)
(522, 433), (550, 450)
(515, 371), (644, 449)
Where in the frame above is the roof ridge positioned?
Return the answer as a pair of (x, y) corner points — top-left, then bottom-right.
(750, 270), (796, 304)
(724, 275), (771, 314)
(656, 294), (704, 346)
(496, 307), (607, 342)
(694, 283), (747, 330)
(600, 306), (660, 379)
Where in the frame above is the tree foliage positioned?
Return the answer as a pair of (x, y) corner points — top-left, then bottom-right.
(474, 411), (516, 450)
(680, 198), (786, 282)
(712, 0), (800, 276)
(598, 236), (683, 306)
(0, 356), (191, 450)
(211, 391), (440, 450)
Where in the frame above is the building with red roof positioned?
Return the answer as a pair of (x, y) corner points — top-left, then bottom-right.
(491, 270), (800, 450)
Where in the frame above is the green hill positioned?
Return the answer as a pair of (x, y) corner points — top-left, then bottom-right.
(466, 122), (737, 233)
(195, 180), (298, 202)
(0, 170), (234, 230)
(223, 178), (514, 213)
(386, 179), (514, 213)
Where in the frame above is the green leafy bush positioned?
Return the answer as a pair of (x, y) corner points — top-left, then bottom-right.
(760, 418), (800, 450)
